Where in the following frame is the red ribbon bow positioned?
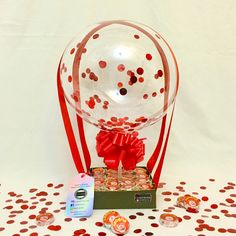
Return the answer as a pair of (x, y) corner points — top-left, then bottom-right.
(96, 130), (145, 170)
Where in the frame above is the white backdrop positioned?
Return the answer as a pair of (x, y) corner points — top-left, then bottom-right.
(0, 0), (236, 235)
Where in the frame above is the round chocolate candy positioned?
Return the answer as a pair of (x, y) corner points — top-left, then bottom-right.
(184, 195), (200, 210)
(103, 211), (120, 228)
(176, 196), (186, 208)
(159, 213), (178, 228)
(111, 215), (130, 234)
(35, 212), (54, 226)
(177, 195), (200, 211)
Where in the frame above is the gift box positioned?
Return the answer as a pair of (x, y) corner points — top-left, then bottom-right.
(91, 167), (156, 209)
(57, 20), (179, 209)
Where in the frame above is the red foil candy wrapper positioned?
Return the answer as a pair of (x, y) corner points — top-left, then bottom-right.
(177, 195), (200, 212)
(111, 216), (130, 235)
(103, 211), (120, 228)
(35, 213), (55, 226)
(159, 213), (179, 228)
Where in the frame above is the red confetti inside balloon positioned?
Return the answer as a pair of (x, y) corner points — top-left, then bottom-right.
(59, 20), (179, 132)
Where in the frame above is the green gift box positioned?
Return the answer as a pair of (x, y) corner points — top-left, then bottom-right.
(92, 167), (156, 209)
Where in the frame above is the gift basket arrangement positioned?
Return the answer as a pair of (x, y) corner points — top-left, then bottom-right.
(57, 20), (179, 210)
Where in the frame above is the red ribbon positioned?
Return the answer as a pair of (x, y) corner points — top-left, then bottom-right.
(96, 131), (145, 170)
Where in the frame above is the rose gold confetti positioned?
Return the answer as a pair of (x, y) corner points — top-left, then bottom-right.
(164, 198), (171, 202)
(93, 34), (99, 39)
(226, 198), (234, 204)
(117, 64), (125, 72)
(137, 67), (144, 75)
(36, 191), (48, 196)
(146, 53), (152, 60)
(224, 186), (234, 190)
(183, 215), (191, 220)
(163, 209), (172, 213)
(202, 196), (209, 201)
(48, 225), (62, 231)
(67, 75), (72, 82)
(4, 205), (13, 210)
(218, 228), (227, 233)
(74, 229), (86, 234)
(160, 88), (165, 93)
(9, 214), (16, 218)
(45, 201), (52, 206)
(86, 68), (91, 74)
(157, 70), (163, 77)
(197, 219), (204, 224)
(6, 220), (14, 224)
(99, 60), (107, 68)
(21, 204), (29, 210)
(70, 48), (75, 54)
(20, 228), (28, 233)
(162, 191), (172, 195)
(117, 82), (123, 88)
(152, 92), (157, 97)
(29, 225), (37, 229)
(204, 208), (212, 212)
(29, 215), (36, 219)
(53, 209), (60, 213)
(20, 221), (28, 225)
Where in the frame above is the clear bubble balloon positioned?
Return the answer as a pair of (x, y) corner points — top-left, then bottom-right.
(59, 20), (179, 132)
